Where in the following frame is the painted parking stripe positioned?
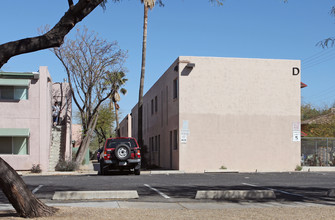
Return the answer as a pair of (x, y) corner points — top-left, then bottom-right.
(32, 185), (43, 194)
(242, 183), (304, 198)
(144, 184), (171, 199)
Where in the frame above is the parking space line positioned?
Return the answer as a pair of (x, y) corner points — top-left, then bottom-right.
(242, 183), (304, 198)
(144, 184), (170, 199)
(32, 185), (43, 194)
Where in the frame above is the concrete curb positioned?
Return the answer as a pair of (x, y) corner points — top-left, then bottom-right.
(204, 170), (239, 173)
(302, 166), (335, 172)
(52, 190), (139, 200)
(19, 171), (98, 176)
(150, 170), (185, 175)
(195, 190), (276, 200)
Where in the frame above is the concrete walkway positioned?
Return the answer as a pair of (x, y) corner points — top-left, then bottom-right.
(0, 200), (331, 212)
(18, 170), (188, 176)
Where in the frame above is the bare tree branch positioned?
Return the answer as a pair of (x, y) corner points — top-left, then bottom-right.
(68, 0), (74, 8)
(0, 0), (104, 68)
(52, 27), (127, 164)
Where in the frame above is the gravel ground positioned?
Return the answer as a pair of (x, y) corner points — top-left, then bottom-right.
(1, 206), (335, 220)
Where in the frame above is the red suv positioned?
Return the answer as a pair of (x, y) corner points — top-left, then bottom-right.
(99, 137), (141, 175)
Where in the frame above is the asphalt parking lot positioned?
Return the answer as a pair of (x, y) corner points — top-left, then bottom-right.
(1, 171), (335, 206)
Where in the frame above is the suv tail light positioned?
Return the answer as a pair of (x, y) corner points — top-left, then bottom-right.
(131, 149), (141, 159)
(104, 150), (110, 160)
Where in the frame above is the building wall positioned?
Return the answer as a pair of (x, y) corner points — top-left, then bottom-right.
(120, 114), (132, 137)
(0, 66), (52, 171)
(71, 124), (82, 149)
(129, 56), (301, 172)
(178, 57), (301, 172)
(131, 59), (180, 169)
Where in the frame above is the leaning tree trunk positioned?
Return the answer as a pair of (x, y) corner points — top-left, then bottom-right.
(75, 114), (99, 164)
(0, 158), (57, 218)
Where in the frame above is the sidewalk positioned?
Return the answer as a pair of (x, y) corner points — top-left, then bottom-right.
(20, 160), (335, 176)
(1, 201), (335, 220)
(18, 169), (187, 176)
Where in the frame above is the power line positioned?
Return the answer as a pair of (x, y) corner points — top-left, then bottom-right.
(305, 86), (335, 99)
(303, 54), (335, 69)
(302, 47), (335, 63)
(302, 47), (335, 69)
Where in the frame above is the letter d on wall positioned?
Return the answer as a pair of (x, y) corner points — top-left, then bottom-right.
(292, 67), (300, 76)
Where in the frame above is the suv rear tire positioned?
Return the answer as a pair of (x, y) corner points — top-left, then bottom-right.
(100, 161), (106, 175)
(134, 168), (141, 175)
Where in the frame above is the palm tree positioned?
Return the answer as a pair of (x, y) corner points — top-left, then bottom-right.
(109, 71), (128, 137)
(138, 0), (156, 147)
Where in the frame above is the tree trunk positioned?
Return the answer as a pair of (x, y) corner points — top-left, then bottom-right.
(138, 4), (149, 147)
(75, 114), (99, 164)
(0, 158), (57, 218)
(114, 101), (120, 137)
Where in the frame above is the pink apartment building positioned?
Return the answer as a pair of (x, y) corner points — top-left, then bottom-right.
(120, 56), (301, 172)
(0, 67), (72, 171)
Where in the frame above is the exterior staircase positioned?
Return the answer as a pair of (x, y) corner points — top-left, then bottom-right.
(49, 125), (65, 171)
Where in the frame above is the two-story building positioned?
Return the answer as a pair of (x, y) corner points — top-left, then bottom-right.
(0, 67), (52, 171)
(0, 67), (73, 171)
(120, 56), (301, 172)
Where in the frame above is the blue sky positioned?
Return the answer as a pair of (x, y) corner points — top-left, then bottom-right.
(1, 0), (335, 118)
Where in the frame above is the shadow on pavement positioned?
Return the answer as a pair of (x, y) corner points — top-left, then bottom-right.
(147, 184), (335, 205)
(0, 211), (18, 218)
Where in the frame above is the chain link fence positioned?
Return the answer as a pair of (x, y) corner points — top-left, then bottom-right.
(301, 137), (335, 166)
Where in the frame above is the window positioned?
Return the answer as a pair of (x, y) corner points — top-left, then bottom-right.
(0, 128), (29, 155)
(149, 137), (154, 152)
(151, 99), (154, 115)
(155, 136), (158, 152)
(155, 96), (158, 113)
(106, 138), (137, 149)
(161, 90), (163, 127)
(151, 137), (155, 152)
(0, 86), (28, 100)
(173, 78), (178, 99)
(169, 131), (172, 150)
(0, 137), (28, 155)
(131, 115), (134, 136)
(173, 129), (178, 150)
(158, 135), (160, 152)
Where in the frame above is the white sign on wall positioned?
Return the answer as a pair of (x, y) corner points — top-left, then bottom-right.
(292, 122), (301, 142)
(180, 134), (187, 143)
(293, 131), (301, 142)
(181, 120), (190, 144)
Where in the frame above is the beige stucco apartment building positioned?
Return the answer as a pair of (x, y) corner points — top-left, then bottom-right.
(0, 67), (72, 171)
(120, 56), (301, 172)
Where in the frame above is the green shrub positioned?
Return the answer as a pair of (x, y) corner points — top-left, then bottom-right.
(31, 164), (42, 173)
(295, 165), (302, 171)
(55, 160), (78, 171)
(220, 165), (227, 170)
